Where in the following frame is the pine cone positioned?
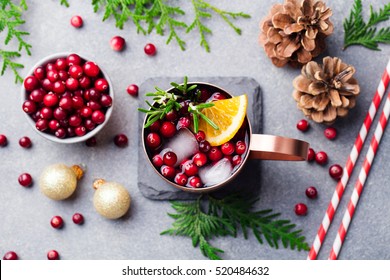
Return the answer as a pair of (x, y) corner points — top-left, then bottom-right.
(292, 57), (360, 124)
(259, 0), (333, 67)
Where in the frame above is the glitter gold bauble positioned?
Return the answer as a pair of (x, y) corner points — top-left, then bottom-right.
(93, 179), (131, 219)
(39, 163), (84, 200)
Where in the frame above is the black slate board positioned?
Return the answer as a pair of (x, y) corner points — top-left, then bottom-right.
(138, 77), (262, 200)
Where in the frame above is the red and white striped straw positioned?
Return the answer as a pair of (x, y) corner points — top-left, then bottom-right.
(329, 92), (390, 260)
(308, 59), (390, 260)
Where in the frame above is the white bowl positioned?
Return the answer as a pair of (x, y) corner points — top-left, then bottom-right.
(21, 52), (114, 144)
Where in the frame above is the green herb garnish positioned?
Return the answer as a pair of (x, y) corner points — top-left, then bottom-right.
(343, 0), (390, 50)
(161, 194), (309, 260)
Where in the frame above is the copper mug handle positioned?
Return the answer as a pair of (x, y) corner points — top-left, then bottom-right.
(249, 134), (309, 161)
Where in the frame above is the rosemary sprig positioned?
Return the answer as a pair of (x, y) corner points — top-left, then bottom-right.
(343, 0), (390, 50)
(161, 194), (310, 260)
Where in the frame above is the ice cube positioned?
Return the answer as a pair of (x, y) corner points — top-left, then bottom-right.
(163, 128), (199, 166)
(198, 158), (233, 186)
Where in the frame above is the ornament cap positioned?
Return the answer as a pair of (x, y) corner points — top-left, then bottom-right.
(71, 165), (85, 180)
(93, 178), (106, 190)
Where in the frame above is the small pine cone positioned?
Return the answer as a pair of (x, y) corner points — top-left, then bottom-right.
(259, 0), (333, 67)
(292, 56), (360, 124)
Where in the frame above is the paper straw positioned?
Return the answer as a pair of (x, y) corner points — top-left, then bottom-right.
(329, 92), (390, 259)
(307, 59), (390, 260)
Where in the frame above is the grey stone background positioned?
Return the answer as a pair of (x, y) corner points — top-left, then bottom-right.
(1, 0), (389, 260)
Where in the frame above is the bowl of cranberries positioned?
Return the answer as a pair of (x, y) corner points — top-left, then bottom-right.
(21, 53), (113, 143)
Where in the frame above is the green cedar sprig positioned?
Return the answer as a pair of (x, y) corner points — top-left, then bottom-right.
(161, 194), (310, 260)
(343, 0), (390, 50)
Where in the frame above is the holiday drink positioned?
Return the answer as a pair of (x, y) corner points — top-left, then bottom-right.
(141, 79), (250, 190)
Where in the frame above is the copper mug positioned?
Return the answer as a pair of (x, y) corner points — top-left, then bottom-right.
(142, 82), (309, 193)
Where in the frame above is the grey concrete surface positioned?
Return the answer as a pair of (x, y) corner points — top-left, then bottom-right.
(1, 0), (389, 260)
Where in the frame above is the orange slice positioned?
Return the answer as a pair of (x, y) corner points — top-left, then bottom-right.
(198, 94), (248, 146)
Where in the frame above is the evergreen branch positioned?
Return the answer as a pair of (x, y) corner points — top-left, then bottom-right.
(60, 0), (70, 8)
(344, 0), (390, 50)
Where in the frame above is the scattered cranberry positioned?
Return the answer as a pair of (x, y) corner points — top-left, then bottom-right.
(47, 250), (59, 260)
(183, 161), (198, 176)
(329, 164), (343, 180)
(24, 76), (39, 91)
(70, 15), (83, 28)
(221, 141), (235, 155)
(83, 61), (100, 77)
(294, 203), (308, 216)
(85, 137), (97, 147)
(235, 141), (247, 155)
(305, 186), (318, 199)
(126, 84), (139, 97)
(163, 151), (177, 166)
(324, 127), (337, 140)
(160, 121), (176, 138)
(3, 251), (18, 260)
(144, 43), (157, 56)
(307, 148), (315, 162)
(152, 154), (164, 167)
(114, 134), (128, 147)
(110, 36), (126, 51)
(161, 165), (176, 179)
(189, 176), (202, 188)
(296, 119), (309, 132)
(50, 216), (64, 229)
(19, 136), (32, 148)
(18, 173), (33, 187)
(195, 131), (206, 142)
(22, 100), (37, 114)
(174, 173), (188, 186)
(208, 147), (223, 162)
(315, 151), (328, 165)
(232, 155), (242, 166)
(199, 140), (211, 153)
(193, 152), (208, 167)
(72, 213), (84, 224)
(0, 134), (7, 146)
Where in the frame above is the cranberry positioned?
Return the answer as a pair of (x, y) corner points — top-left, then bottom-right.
(305, 186), (318, 199)
(295, 203), (308, 216)
(47, 250), (59, 260)
(160, 121), (176, 138)
(85, 137), (97, 147)
(307, 148), (315, 162)
(296, 119), (309, 131)
(40, 107), (53, 119)
(50, 216), (64, 229)
(110, 36), (126, 51)
(70, 15), (83, 28)
(47, 69), (59, 82)
(315, 151), (328, 165)
(91, 110), (105, 124)
(72, 96), (84, 109)
(324, 127), (337, 140)
(67, 53), (81, 66)
(34, 66), (45, 80)
(87, 100), (102, 111)
(53, 81), (66, 94)
(72, 213), (84, 224)
(166, 110), (178, 121)
(29, 89), (46, 102)
(66, 127), (76, 137)
(41, 78), (54, 91)
(199, 140), (211, 153)
(198, 88), (211, 102)
(114, 134), (128, 147)
(80, 106), (92, 118)
(193, 152), (208, 167)
(163, 151), (177, 166)
(211, 92), (226, 101)
(0, 134), (7, 146)
(208, 147), (223, 162)
(19, 136), (32, 148)
(183, 161), (198, 176)
(195, 130), (206, 142)
(65, 77), (79, 90)
(95, 78), (109, 92)
(149, 120), (161, 132)
(24, 75), (39, 91)
(75, 126), (86, 136)
(69, 65), (83, 79)
(79, 76), (91, 89)
(55, 58), (67, 70)
(146, 132), (161, 149)
(69, 115), (82, 127)
(58, 70), (69, 81)
(3, 251), (18, 260)
(84, 119), (96, 131)
(36, 119), (48, 131)
(22, 100), (37, 114)
(100, 95), (112, 107)
(55, 128), (66, 139)
(152, 154), (164, 167)
(177, 117), (190, 129)
(161, 165), (176, 179)
(126, 84), (138, 97)
(53, 107), (67, 120)
(18, 173), (33, 187)
(88, 88), (101, 102)
(235, 141), (247, 155)
(73, 89), (84, 97)
(329, 164), (343, 180)
(174, 173), (188, 186)
(189, 176), (202, 188)
(83, 61), (100, 77)
(43, 93), (59, 107)
(46, 63), (55, 72)
(144, 43), (157, 56)
(232, 154), (242, 166)
(31, 111), (41, 122)
(179, 100), (190, 115)
(221, 141), (235, 155)
(49, 119), (60, 130)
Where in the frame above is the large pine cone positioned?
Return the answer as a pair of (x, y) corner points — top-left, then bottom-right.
(259, 0), (333, 67)
(293, 57), (360, 124)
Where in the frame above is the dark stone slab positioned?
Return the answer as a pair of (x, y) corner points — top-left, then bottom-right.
(138, 77), (262, 200)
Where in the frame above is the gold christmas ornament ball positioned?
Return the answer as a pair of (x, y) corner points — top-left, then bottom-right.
(39, 163), (83, 200)
(93, 179), (131, 219)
